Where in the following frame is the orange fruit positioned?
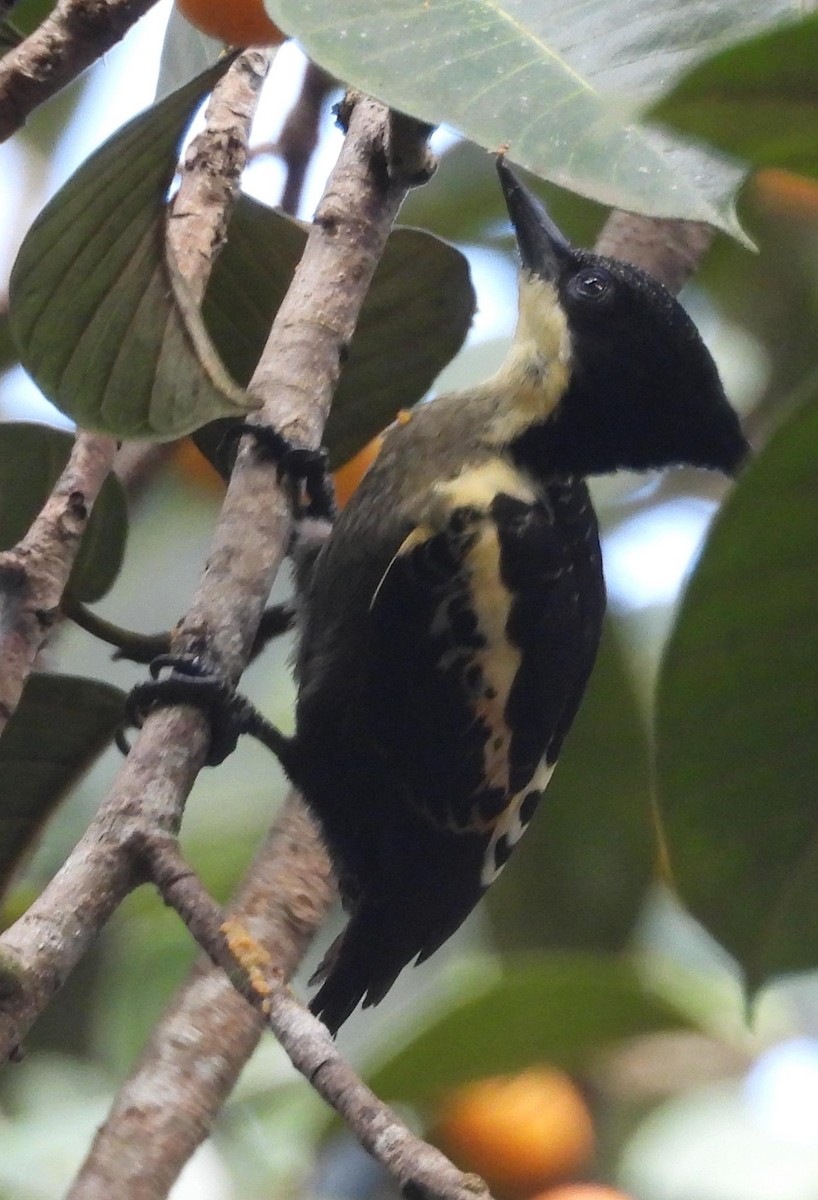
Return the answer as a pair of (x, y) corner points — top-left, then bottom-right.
(175, 431), (380, 507)
(175, 0), (284, 46)
(532, 1187), (633, 1200)
(434, 1068), (595, 1197)
(752, 168), (818, 221)
(332, 433), (384, 509)
(173, 438), (226, 491)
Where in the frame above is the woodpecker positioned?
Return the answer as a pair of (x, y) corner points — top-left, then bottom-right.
(129, 160), (748, 1034)
(288, 162), (748, 1030)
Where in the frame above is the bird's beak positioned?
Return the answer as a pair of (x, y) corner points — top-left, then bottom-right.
(497, 158), (573, 283)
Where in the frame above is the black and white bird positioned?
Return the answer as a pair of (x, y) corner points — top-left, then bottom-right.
(284, 161), (748, 1031)
(133, 159), (748, 1034)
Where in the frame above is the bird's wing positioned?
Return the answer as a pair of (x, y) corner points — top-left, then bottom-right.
(368, 482), (602, 851)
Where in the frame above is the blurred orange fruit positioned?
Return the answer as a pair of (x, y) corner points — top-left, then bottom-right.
(332, 433), (384, 509)
(175, 0), (284, 46)
(532, 1187), (633, 1200)
(175, 432), (381, 508)
(752, 168), (818, 221)
(434, 1068), (595, 1197)
(174, 438), (226, 491)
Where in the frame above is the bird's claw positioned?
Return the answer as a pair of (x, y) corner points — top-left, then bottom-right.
(118, 655), (252, 767)
(220, 423), (337, 521)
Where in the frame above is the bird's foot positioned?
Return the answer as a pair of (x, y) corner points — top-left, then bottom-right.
(221, 423), (337, 521)
(117, 655), (281, 767)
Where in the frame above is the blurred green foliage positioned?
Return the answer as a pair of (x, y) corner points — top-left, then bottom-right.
(656, 375), (818, 991)
(650, 12), (818, 181)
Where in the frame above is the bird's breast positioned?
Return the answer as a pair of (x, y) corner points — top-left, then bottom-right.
(365, 462), (603, 853)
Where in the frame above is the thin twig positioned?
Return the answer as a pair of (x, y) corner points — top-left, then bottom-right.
(112, 48), (275, 496)
(69, 795), (334, 1200)
(168, 49), (271, 301)
(166, 99), (434, 684)
(0, 0), (161, 144)
(0, 431), (117, 733)
(138, 833), (491, 1200)
(277, 61), (335, 215)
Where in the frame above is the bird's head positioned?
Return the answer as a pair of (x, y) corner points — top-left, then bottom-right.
(496, 159), (749, 478)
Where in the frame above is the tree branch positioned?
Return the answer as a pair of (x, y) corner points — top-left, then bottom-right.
(258, 59), (336, 216)
(0, 47), (272, 1057)
(0, 94), (433, 1068)
(134, 832), (492, 1200)
(595, 210), (714, 294)
(168, 49), (271, 301)
(56, 96), (435, 1200)
(68, 794), (334, 1200)
(0, 430), (117, 733)
(0, 0), (162, 144)
(111, 47), (276, 495)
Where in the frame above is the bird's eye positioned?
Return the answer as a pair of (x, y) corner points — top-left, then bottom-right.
(568, 267), (614, 303)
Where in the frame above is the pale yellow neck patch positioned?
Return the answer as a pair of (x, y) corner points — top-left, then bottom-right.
(483, 273), (572, 445)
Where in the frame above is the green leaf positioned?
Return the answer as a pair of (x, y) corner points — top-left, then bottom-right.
(0, 19), (22, 52)
(0, 310), (18, 374)
(487, 621), (654, 955)
(0, 423), (128, 603)
(6, 0), (59, 36)
(262, 0), (793, 240)
(0, 674), (125, 902)
(194, 197), (475, 471)
(8, 57), (253, 441)
(400, 139), (607, 249)
(368, 952), (689, 1102)
(655, 383), (818, 991)
(650, 13), (818, 181)
(156, 7), (223, 101)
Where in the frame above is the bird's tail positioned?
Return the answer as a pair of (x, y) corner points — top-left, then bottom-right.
(308, 885), (481, 1035)
(308, 902), (423, 1035)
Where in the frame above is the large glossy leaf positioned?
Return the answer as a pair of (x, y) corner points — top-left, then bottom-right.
(195, 197), (475, 471)
(487, 621), (654, 954)
(0, 423), (127, 603)
(401, 139), (606, 250)
(8, 57), (253, 441)
(368, 953), (689, 1103)
(655, 384), (818, 991)
(0, 674), (125, 902)
(650, 13), (818, 181)
(262, 0), (792, 239)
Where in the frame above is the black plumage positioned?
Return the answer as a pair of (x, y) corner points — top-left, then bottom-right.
(276, 161), (749, 1032)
